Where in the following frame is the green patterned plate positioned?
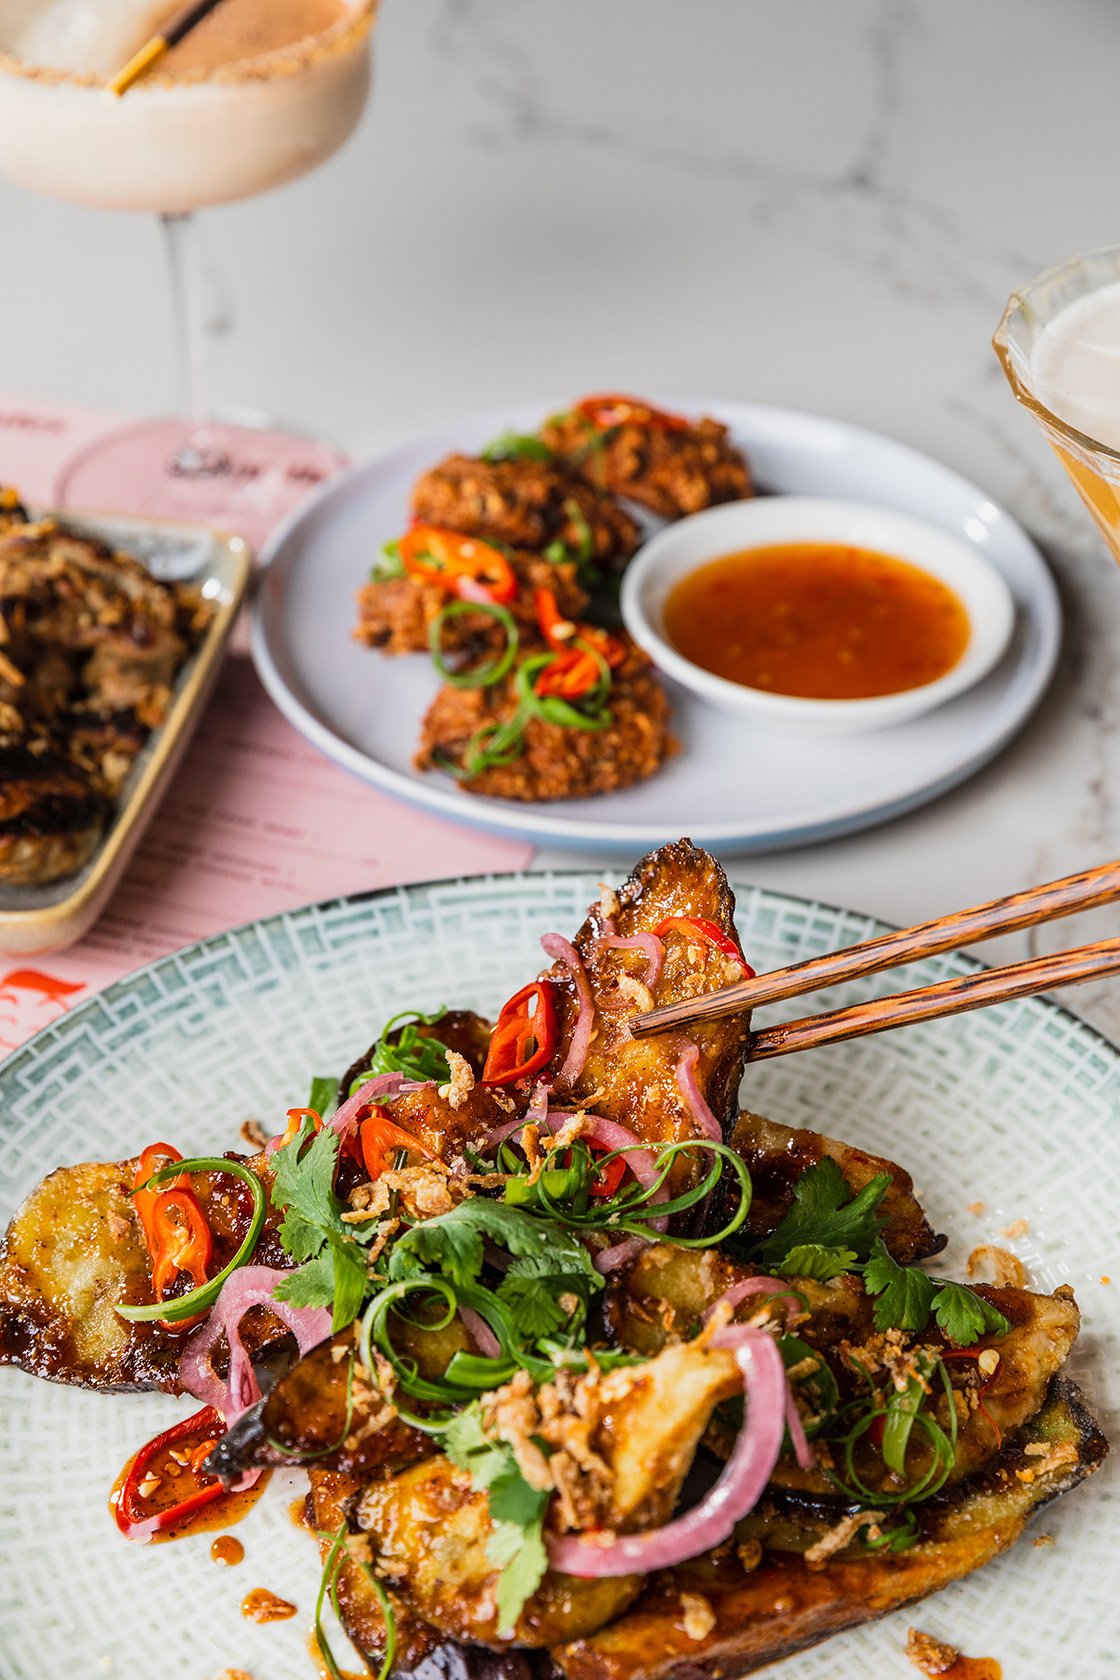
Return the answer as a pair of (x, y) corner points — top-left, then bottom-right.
(0, 871), (1116, 1679)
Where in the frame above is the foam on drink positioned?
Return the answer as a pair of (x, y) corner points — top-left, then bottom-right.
(1031, 280), (1120, 454)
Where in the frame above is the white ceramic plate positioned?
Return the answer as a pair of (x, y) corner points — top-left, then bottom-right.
(251, 401), (1060, 854)
(0, 870), (1115, 1680)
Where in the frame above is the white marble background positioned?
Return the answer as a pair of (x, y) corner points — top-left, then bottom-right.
(4, 0), (1120, 1032)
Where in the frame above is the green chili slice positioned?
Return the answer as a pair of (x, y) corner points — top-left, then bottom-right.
(429, 600), (519, 690)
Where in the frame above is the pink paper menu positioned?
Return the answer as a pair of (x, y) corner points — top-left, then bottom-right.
(0, 396), (533, 1054)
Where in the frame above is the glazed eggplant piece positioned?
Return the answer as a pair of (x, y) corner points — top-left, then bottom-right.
(551, 1378), (1106, 1680)
(541, 839), (749, 1202)
(354, 1338), (745, 1650)
(0, 1149), (289, 1391)
(731, 1110), (946, 1263)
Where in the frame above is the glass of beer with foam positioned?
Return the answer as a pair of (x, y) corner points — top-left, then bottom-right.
(995, 246), (1120, 562)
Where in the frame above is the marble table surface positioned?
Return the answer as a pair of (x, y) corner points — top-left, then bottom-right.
(3, 0), (1120, 1036)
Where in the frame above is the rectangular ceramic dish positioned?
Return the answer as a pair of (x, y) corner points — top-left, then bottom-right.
(0, 509), (251, 956)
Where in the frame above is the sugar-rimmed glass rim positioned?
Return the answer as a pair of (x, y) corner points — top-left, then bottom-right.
(993, 242), (1120, 470)
(0, 0), (376, 91)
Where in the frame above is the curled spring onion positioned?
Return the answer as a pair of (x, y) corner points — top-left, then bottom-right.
(829, 1356), (958, 1507)
(117, 1156), (266, 1325)
(429, 600), (519, 690)
(435, 711), (529, 782)
(529, 1137), (753, 1251)
(316, 1520), (396, 1680)
(516, 650), (613, 730)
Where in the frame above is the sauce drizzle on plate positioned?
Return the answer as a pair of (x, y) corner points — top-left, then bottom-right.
(664, 541), (970, 700)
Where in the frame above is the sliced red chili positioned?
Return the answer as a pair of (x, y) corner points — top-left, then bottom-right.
(575, 393), (690, 432)
(133, 1142), (214, 1329)
(277, 1106), (324, 1153)
(360, 1108), (435, 1181)
(652, 915), (753, 974)
(533, 588), (626, 698)
(482, 980), (559, 1086)
(399, 525), (517, 606)
(113, 1405), (228, 1542)
(149, 1191), (213, 1301)
(586, 1141), (627, 1199)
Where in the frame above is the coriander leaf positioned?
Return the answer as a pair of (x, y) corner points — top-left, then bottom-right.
(491, 1510), (548, 1638)
(932, 1281), (1011, 1347)
(862, 1239), (937, 1333)
(271, 1124), (342, 1232)
(497, 1246), (601, 1340)
(754, 1159), (891, 1268)
(272, 1250), (336, 1311)
(775, 1242), (858, 1281)
(329, 1235), (371, 1333)
(444, 1403), (550, 1634)
(388, 1201), (590, 1290)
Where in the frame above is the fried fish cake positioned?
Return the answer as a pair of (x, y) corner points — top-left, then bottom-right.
(415, 643), (675, 802)
(355, 551), (589, 659)
(541, 401), (752, 519)
(411, 454), (642, 573)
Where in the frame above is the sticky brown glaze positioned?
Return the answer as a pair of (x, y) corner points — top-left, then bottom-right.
(731, 1110), (947, 1262)
(0, 1149), (289, 1391)
(541, 839), (749, 1207)
(0, 744), (108, 886)
(551, 1378), (1107, 1680)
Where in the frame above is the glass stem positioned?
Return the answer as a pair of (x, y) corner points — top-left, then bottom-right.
(161, 211), (211, 432)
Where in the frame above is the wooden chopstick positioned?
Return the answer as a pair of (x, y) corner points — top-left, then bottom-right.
(629, 857), (1120, 1037)
(745, 936), (1120, 1061)
(109, 0), (226, 95)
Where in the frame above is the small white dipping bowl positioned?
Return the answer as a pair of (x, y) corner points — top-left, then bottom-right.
(620, 497), (1016, 736)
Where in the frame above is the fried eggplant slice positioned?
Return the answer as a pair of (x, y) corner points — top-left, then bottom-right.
(0, 1150), (289, 1391)
(410, 454), (641, 574)
(209, 1313), (463, 1482)
(542, 840), (749, 1201)
(552, 1377), (1107, 1680)
(354, 1339), (743, 1650)
(608, 1245), (1083, 1495)
(355, 552), (588, 659)
(731, 1110), (946, 1262)
(415, 640), (675, 803)
(540, 406), (753, 520)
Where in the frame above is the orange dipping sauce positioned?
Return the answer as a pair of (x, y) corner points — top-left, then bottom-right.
(663, 542), (970, 700)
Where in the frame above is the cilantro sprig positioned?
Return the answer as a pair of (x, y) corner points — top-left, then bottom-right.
(754, 1156), (891, 1271)
(757, 1158), (1010, 1348)
(270, 1122), (373, 1332)
(862, 1240), (1011, 1345)
(444, 1405), (549, 1637)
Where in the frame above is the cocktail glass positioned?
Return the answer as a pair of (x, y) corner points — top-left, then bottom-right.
(994, 245), (1120, 563)
(0, 0), (376, 545)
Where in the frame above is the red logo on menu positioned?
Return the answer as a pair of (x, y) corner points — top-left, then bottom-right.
(0, 969), (85, 1051)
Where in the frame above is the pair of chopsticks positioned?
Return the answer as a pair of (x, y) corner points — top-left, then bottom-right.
(630, 859), (1120, 1059)
(109, 0), (225, 96)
